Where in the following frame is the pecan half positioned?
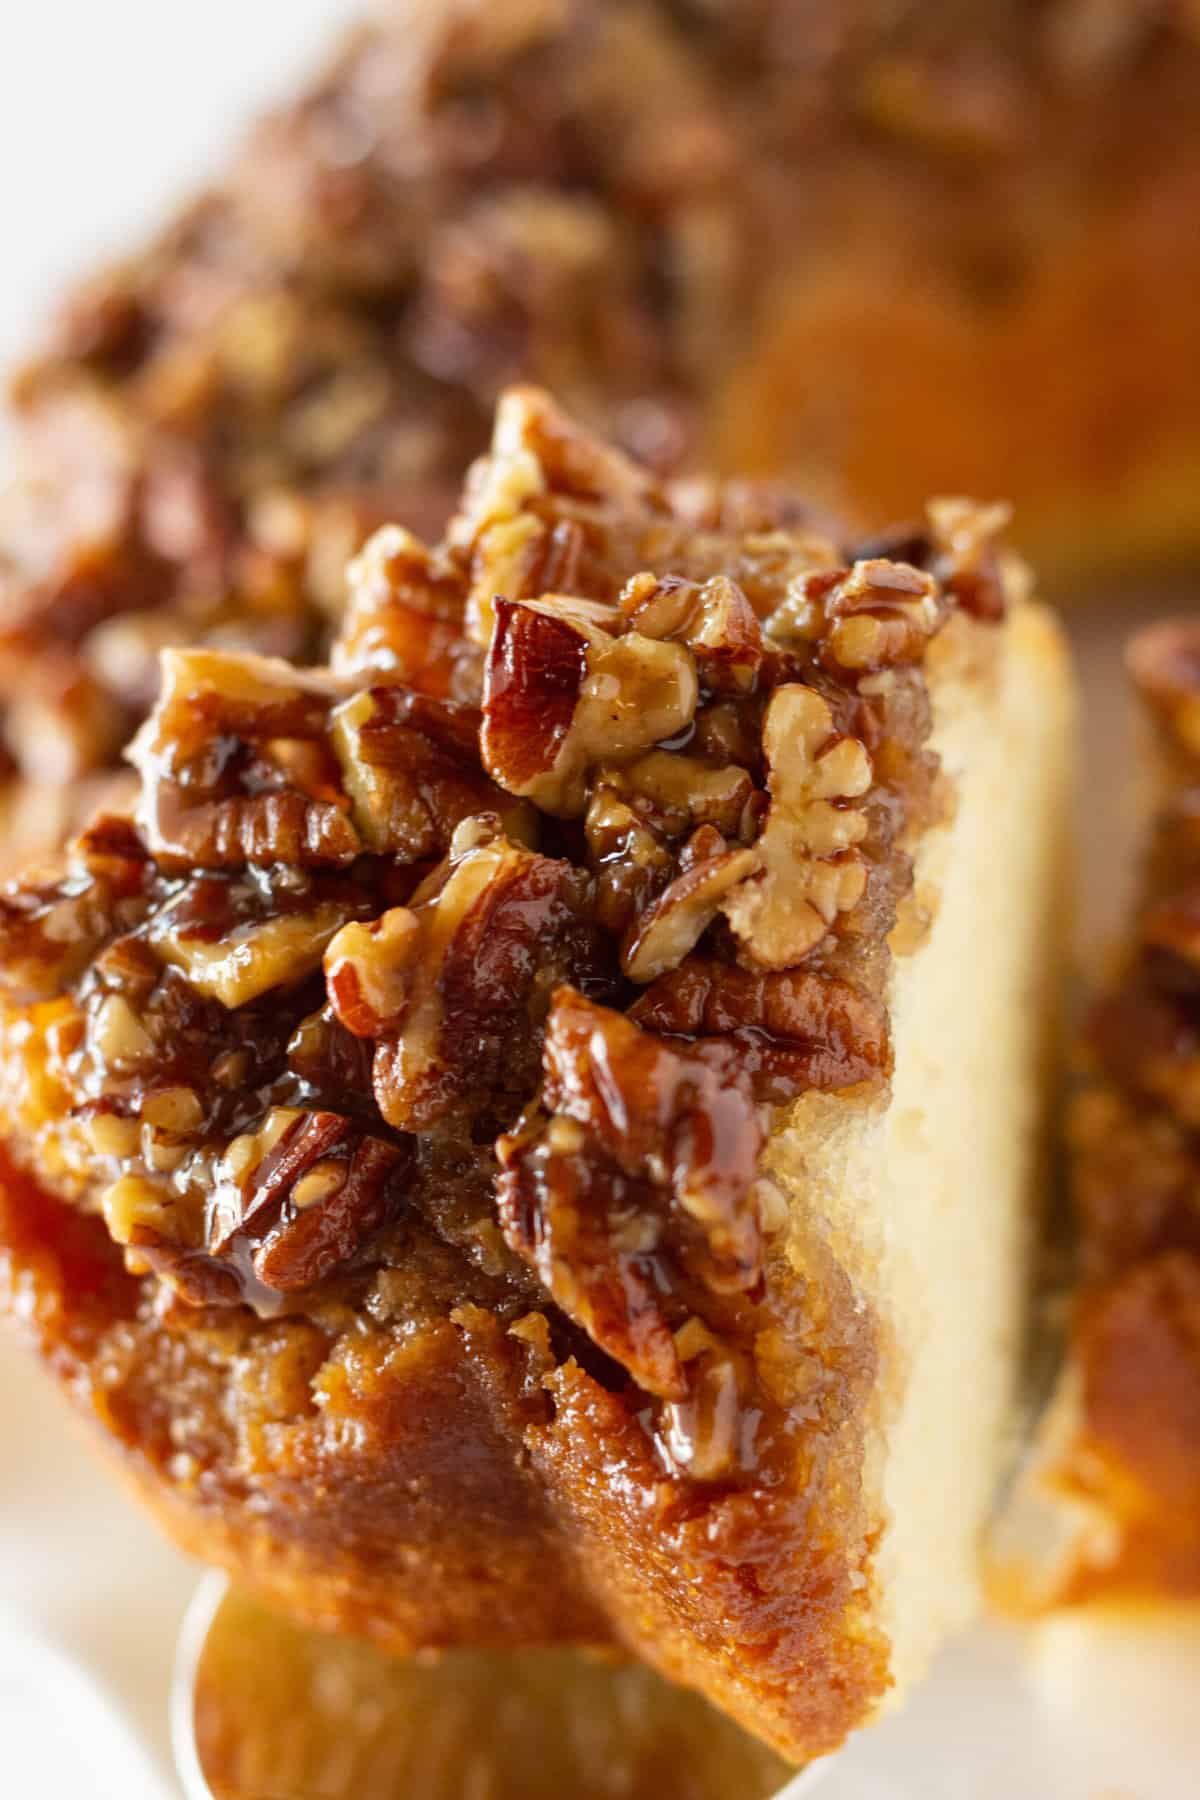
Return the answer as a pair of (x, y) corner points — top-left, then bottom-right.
(630, 958), (891, 1099)
(925, 497), (1012, 623)
(722, 684), (872, 968)
(619, 570), (764, 694)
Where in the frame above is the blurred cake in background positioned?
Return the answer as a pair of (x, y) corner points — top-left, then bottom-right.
(0, 0), (1197, 859)
(1003, 621), (1200, 1606)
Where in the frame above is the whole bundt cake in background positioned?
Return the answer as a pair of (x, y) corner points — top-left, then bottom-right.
(0, 0), (1197, 857)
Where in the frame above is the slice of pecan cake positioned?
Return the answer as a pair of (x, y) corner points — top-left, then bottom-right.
(0, 391), (1073, 1761)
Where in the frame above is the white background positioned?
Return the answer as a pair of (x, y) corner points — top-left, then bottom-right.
(0, 0), (350, 375)
(0, 4), (1197, 1797)
(0, 12), (348, 1797)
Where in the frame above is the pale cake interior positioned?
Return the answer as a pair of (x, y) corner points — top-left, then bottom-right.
(768, 598), (1074, 1704)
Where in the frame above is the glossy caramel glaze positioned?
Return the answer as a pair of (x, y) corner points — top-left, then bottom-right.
(0, 393), (1015, 1759)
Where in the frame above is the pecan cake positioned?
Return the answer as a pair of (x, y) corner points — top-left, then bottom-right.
(1000, 623), (1200, 1606)
(2, 0), (1195, 857)
(0, 391), (1073, 1760)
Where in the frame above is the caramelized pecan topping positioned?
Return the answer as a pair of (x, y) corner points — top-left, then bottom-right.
(622, 845), (761, 983)
(108, 1107), (413, 1305)
(619, 571), (764, 693)
(769, 558), (946, 673)
(208, 1109), (413, 1296)
(0, 388), (1012, 1473)
(497, 991), (765, 1406)
(924, 497), (1012, 623)
(334, 525), (478, 702)
(1128, 619), (1200, 758)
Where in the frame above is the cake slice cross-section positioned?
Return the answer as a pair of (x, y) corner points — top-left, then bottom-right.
(0, 390), (1073, 1761)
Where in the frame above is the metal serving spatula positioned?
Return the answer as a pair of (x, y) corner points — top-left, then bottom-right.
(172, 1576), (821, 1800)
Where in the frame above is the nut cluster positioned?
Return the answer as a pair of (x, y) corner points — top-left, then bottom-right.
(0, 389), (1008, 1479)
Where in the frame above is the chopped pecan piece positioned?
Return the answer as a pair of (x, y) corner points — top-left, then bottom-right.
(106, 1107), (413, 1307)
(925, 497), (1012, 622)
(130, 649), (360, 871)
(497, 1109), (688, 1402)
(450, 387), (670, 645)
(329, 685), (530, 860)
(622, 845), (760, 983)
(149, 885), (354, 1009)
(209, 1109), (413, 1296)
(0, 815), (154, 1003)
(821, 559), (945, 671)
(333, 524), (478, 701)
(608, 751), (759, 841)
(324, 909), (421, 1039)
(722, 684), (872, 969)
(73, 927), (302, 1127)
(619, 571), (764, 693)
(353, 830), (603, 1132)
(583, 753), (761, 938)
(482, 596), (697, 815)
(461, 386), (663, 526)
(496, 991), (766, 1467)
(532, 989), (764, 1295)
(766, 557), (944, 672)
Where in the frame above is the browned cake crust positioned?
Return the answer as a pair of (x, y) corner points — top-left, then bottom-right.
(0, 391), (1016, 1760)
(1043, 622), (1200, 1600)
(2, 0), (1199, 855)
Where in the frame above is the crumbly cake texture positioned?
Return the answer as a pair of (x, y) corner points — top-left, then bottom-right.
(1, 0), (1196, 859)
(0, 391), (1074, 1759)
(1002, 623), (1200, 1605)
